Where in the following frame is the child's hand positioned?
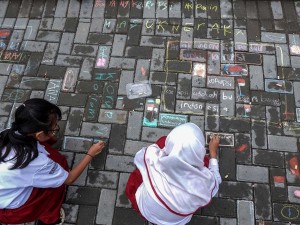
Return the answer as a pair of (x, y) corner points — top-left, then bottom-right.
(209, 135), (219, 159)
(87, 141), (105, 157)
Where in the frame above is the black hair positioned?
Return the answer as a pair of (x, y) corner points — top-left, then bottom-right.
(0, 98), (61, 169)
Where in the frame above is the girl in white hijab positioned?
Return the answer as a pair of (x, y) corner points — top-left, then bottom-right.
(126, 123), (221, 225)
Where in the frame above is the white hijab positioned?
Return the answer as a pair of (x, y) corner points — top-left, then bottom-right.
(135, 123), (216, 215)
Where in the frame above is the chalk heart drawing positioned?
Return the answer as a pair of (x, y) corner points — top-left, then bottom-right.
(290, 45), (300, 55)
(281, 205), (300, 220)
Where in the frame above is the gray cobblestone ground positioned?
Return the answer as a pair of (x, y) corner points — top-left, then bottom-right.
(1, 0), (300, 225)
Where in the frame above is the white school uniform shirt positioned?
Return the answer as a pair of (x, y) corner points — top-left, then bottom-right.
(0, 142), (69, 209)
(134, 123), (222, 225)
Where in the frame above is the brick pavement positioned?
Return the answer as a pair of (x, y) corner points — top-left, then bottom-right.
(0, 0), (300, 225)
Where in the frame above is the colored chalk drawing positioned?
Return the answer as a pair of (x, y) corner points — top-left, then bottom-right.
(158, 113), (188, 128)
(223, 64), (248, 76)
(205, 132), (234, 146)
(143, 98), (160, 127)
(265, 79), (293, 94)
(280, 205), (300, 220)
(192, 63), (206, 77)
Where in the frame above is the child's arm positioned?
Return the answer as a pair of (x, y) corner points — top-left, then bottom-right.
(64, 141), (105, 185)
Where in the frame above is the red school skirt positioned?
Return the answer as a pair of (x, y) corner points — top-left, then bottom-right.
(125, 136), (209, 216)
(0, 143), (69, 224)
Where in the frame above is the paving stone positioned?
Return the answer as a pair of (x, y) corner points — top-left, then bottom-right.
(77, 205), (97, 225)
(273, 203), (300, 222)
(74, 22), (90, 43)
(24, 53), (44, 76)
(0, 1), (9, 18)
(63, 136), (93, 152)
(54, 0), (69, 17)
(237, 165), (269, 183)
(251, 120), (267, 149)
(56, 55), (82, 67)
(127, 111), (143, 140)
(108, 124), (127, 154)
(219, 181), (253, 200)
(112, 207), (145, 225)
(81, 122), (111, 138)
(23, 19), (40, 40)
(219, 116), (250, 133)
(109, 57), (135, 69)
(72, 154), (88, 186)
(205, 103), (219, 131)
(7, 30), (24, 51)
(66, 186), (101, 205)
(42, 43), (59, 65)
(134, 59), (150, 82)
(270, 168), (288, 202)
(268, 135), (298, 152)
(254, 184), (272, 220)
(105, 155), (135, 172)
(202, 198), (236, 217)
(67, 0), (80, 17)
(124, 140), (151, 156)
(63, 204), (79, 224)
(237, 200), (255, 225)
(79, 57), (94, 80)
(111, 34), (126, 57)
(220, 218), (237, 225)
(64, 107), (84, 136)
(59, 33), (75, 54)
(253, 149), (285, 168)
(20, 41), (46, 52)
(247, 20), (260, 42)
(116, 173), (131, 208)
(44, 79), (62, 104)
(96, 189), (117, 225)
(141, 127), (170, 142)
(86, 170), (118, 188)
(249, 65), (264, 90)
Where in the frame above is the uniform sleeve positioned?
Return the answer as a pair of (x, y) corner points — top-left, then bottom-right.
(32, 157), (69, 188)
(209, 158), (222, 197)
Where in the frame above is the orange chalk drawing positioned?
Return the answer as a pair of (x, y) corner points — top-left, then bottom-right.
(289, 156), (300, 179)
(236, 144), (248, 152)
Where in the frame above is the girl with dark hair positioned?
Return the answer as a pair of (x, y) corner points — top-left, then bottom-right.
(0, 98), (105, 225)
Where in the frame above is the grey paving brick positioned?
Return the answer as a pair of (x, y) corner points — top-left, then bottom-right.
(271, 1), (284, 19)
(151, 48), (165, 71)
(72, 44), (98, 57)
(79, 57), (94, 80)
(72, 154), (88, 186)
(49, 18), (66, 32)
(66, 186), (101, 205)
(1, 18), (15, 28)
(109, 57), (135, 69)
(96, 189), (117, 224)
(234, 29), (247, 51)
(86, 170), (118, 188)
(36, 31), (61, 42)
(59, 33), (75, 55)
(111, 34), (127, 57)
(39, 18), (53, 30)
(44, 79), (62, 104)
(67, 0), (80, 17)
(237, 200), (255, 225)
(20, 41), (46, 52)
(98, 109), (127, 124)
(261, 32), (286, 43)
(134, 59), (150, 82)
(56, 55), (82, 67)
(102, 19), (116, 34)
(79, 0), (93, 18)
(24, 19), (40, 40)
(207, 51), (221, 75)
(42, 43), (59, 65)
(141, 127), (170, 142)
(219, 181), (253, 200)
(268, 135), (298, 152)
(118, 70), (134, 95)
(237, 165), (269, 183)
(54, 0), (69, 17)
(90, 18), (104, 32)
(0, 76), (8, 97)
(143, 0), (156, 18)
(124, 140), (151, 156)
(220, 0), (233, 19)
(140, 36), (166, 47)
(288, 186), (300, 204)
(249, 65), (264, 90)
(263, 55), (277, 79)
(276, 44), (290, 67)
(291, 56), (300, 68)
(77, 205), (97, 225)
(74, 22), (90, 43)
(126, 111), (143, 140)
(64, 108), (84, 136)
(105, 155), (135, 172)
(254, 184), (272, 220)
(220, 218), (237, 225)
(7, 30), (24, 51)
(0, 1), (9, 18)
(295, 82), (300, 107)
(92, 1), (106, 18)
(251, 120), (267, 149)
(14, 18), (29, 29)
(63, 204), (79, 224)
(63, 136), (93, 151)
(81, 122), (111, 138)
(116, 173), (131, 207)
